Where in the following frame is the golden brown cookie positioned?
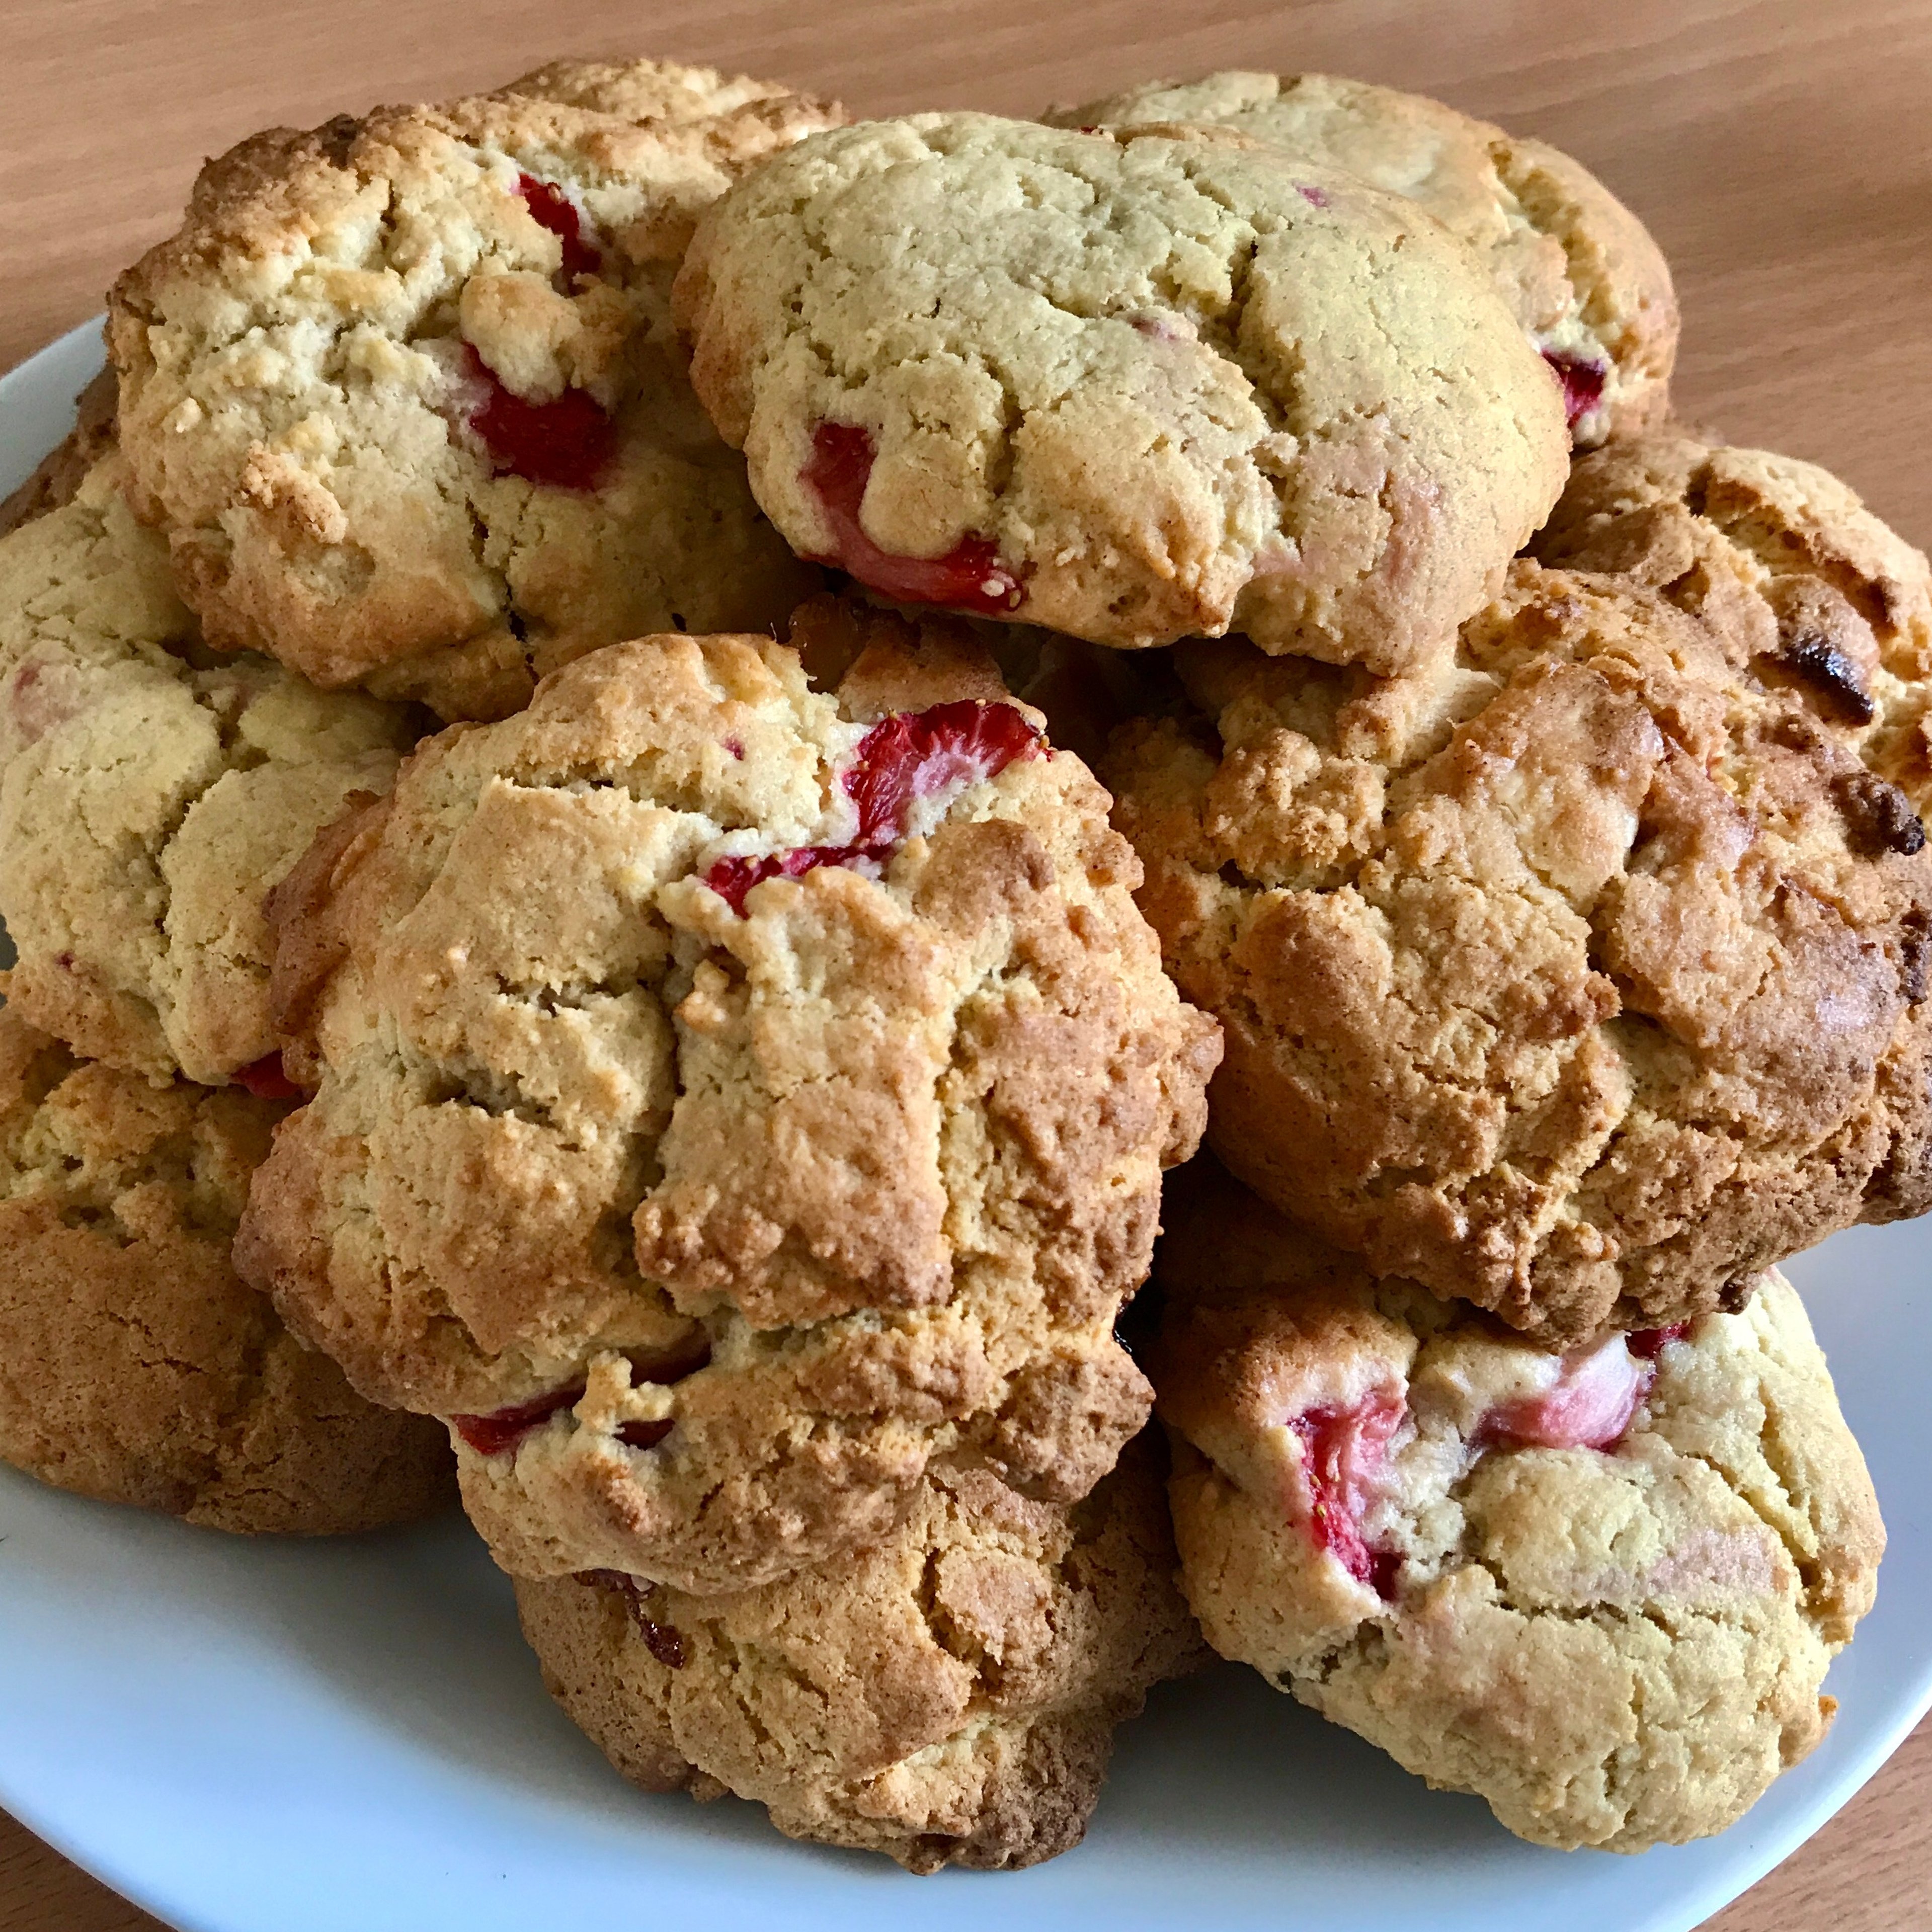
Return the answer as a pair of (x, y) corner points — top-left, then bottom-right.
(516, 1435), (1204, 1870)
(237, 601), (1219, 1591)
(110, 66), (842, 720)
(1107, 560), (1932, 1338)
(0, 1008), (453, 1533)
(1534, 428), (1932, 808)
(1150, 1158), (1883, 1852)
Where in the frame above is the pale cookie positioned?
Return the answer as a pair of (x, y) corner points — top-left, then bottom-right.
(1535, 429), (1932, 808)
(0, 1009), (453, 1533)
(0, 366), (119, 538)
(1107, 560), (1932, 1339)
(0, 456), (418, 1086)
(235, 601), (1219, 1592)
(515, 1437), (1203, 1870)
(1049, 71), (1675, 446)
(501, 55), (814, 124)
(674, 113), (1569, 673)
(110, 74), (843, 720)
(1150, 1158), (1884, 1852)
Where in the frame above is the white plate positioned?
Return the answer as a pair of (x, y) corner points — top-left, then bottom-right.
(2, 321), (1928, 1932)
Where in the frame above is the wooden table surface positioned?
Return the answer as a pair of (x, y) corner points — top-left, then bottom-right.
(1, 0), (1928, 1925)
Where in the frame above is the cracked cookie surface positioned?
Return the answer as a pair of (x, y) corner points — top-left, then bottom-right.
(1535, 429), (1932, 813)
(236, 601), (1219, 1592)
(515, 1435), (1203, 1871)
(1151, 1158), (1883, 1851)
(1106, 559), (1932, 1337)
(0, 1008), (453, 1533)
(0, 456), (420, 1085)
(109, 65), (841, 721)
(1048, 70), (1675, 447)
(675, 112), (1568, 673)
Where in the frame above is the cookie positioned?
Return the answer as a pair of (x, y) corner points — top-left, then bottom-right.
(674, 113), (1569, 673)
(0, 456), (419, 1086)
(1150, 1158), (1884, 1852)
(1534, 429), (1932, 803)
(109, 72), (843, 721)
(1048, 71), (1675, 446)
(1106, 559), (1932, 1338)
(0, 366), (119, 538)
(235, 601), (1220, 1592)
(515, 1436), (1203, 1871)
(0, 1009), (452, 1533)
(500, 55), (812, 124)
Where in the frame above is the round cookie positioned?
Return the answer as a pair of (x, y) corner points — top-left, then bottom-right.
(0, 456), (419, 1086)
(1534, 429), (1932, 803)
(1048, 70), (1675, 446)
(1149, 1159), (1884, 1852)
(515, 1436), (1203, 1871)
(674, 112), (1569, 672)
(1106, 559), (1932, 1339)
(235, 601), (1220, 1593)
(0, 1009), (452, 1533)
(109, 73), (843, 721)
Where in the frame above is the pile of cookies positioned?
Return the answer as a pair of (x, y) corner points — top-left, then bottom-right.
(0, 49), (1912, 1871)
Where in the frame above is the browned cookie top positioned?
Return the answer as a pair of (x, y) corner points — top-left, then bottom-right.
(110, 64), (842, 719)
(238, 601), (1218, 1591)
(1108, 559), (1932, 1337)
(1535, 429), (1932, 804)
(516, 1435), (1204, 1871)
(0, 1008), (452, 1534)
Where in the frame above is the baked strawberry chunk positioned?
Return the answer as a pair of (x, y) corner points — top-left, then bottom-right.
(516, 173), (601, 283)
(1543, 350), (1608, 431)
(702, 845), (864, 916)
(1627, 1322), (1691, 1360)
(801, 422), (1024, 613)
(1477, 1335), (1652, 1451)
(462, 345), (616, 490)
(1290, 1389), (1406, 1597)
(702, 700), (1041, 913)
(233, 1052), (304, 1101)
(578, 1570), (688, 1668)
(450, 1381), (584, 1456)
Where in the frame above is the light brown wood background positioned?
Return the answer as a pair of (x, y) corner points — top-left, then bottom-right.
(1, 0), (1928, 1925)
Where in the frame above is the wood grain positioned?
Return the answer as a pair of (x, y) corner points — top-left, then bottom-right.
(0, 0), (1928, 1926)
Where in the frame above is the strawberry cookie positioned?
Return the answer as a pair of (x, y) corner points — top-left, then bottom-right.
(516, 1436), (1203, 1870)
(1050, 71), (1676, 445)
(236, 602), (1219, 1593)
(109, 65), (842, 721)
(675, 113), (1568, 673)
(0, 1009), (452, 1533)
(1152, 1160), (1884, 1850)
(1107, 560), (1932, 1338)
(0, 456), (419, 1086)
